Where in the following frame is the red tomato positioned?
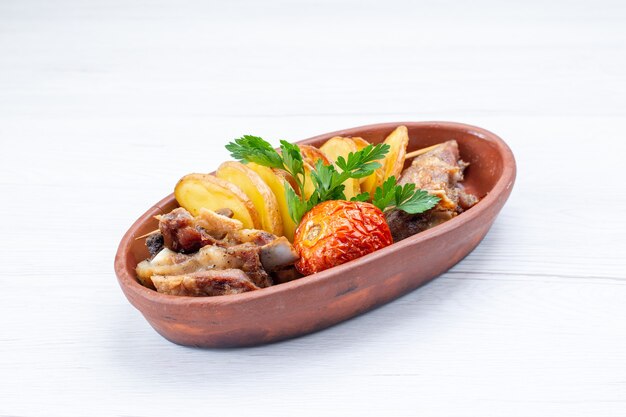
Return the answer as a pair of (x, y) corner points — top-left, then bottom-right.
(293, 200), (393, 275)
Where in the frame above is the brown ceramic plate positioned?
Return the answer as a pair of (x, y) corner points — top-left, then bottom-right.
(114, 121), (516, 348)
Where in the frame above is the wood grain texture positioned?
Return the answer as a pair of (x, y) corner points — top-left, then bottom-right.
(1, 0), (625, 416)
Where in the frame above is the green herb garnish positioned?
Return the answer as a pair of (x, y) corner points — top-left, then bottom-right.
(370, 176), (441, 213)
(226, 136), (439, 223)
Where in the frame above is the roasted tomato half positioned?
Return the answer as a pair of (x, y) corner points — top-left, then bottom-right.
(293, 200), (393, 275)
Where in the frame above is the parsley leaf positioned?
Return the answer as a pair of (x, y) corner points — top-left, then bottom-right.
(335, 144), (389, 178)
(351, 192), (371, 202)
(371, 176), (440, 214)
(225, 135), (284, 169)
(372, 177), (398, 212)
(310, 160), (334, 193)
(395, 188), (440, 214)
(225, 135), (436, 225)
(285, 182), (309, 224)
(279, 140), (304, 183)
(310, 160), (347, 202)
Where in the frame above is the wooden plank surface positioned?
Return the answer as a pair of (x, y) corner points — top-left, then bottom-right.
(1, 0), (625, 416)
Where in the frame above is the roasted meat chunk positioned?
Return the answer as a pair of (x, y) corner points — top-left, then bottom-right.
(151, 269), (260, 297)
(398, 140), (477, 211)
(259, 237), (300, 272)
(385, 208), (455, 242)
(136, 243), (273, 289)
(146, 232), (164, 257)
(158, 208), (222, 253)
(137, 207), (300, 296)
(388, 140), (478, 242)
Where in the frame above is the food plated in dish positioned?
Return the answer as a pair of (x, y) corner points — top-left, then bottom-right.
(135, 125), (474, 295)
(114, 121), (516, 347)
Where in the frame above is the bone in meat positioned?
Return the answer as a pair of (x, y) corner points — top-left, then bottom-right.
(387, 140), (478, 242)
(151, 269), (260, 296)
(137, 242), (273, 289)
(259, 236), (300, 272)
(398, 140), (477, 211)
(158, 208), (222, 253)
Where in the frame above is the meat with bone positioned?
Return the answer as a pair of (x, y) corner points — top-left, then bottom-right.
(151, 269), (259, 297)
(194, 207), (243, 239)
(137, 243), (272, 289)
(259, 237), (300, 272)
(137, 207), (299, 296)
(385, 208), (455, 242)
(157, 207), (275, 254)
(387, 140), (478, 242)
(157, 208), (223, 253)
(146, 232), (164, 257)
(398, 140), (477, 211)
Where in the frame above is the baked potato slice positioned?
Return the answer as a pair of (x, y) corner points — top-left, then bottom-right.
(381, 125), (409, 180)
(174, 173), (260, 229)
(302, 162), (317, 200)
(299, 144), (331, 166)
(246, 162), (298, 241)
(319, 136), (361, 200)
(358, 126), (410, 196)
(217, 161), (283, 236)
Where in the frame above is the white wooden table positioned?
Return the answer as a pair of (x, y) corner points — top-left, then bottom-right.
(2, 1), (625, 416)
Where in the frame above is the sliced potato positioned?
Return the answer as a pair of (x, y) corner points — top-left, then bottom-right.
(299, 144), (331, 166)
(360, 166), (385, 197)
(319, 136), (361, 200)
(381, 125), (409, 180)
(302, 162), (317, 199)
(216, 161), (283, 236)
(196, 207), (243, 237)
(246, 162), (298, 241)
(174, 173), (260, 229)
(347, 136), (368, 148)
(359, 126), (410, 196)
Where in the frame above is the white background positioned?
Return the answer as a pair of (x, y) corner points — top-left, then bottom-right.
(1, 0), (626, 416)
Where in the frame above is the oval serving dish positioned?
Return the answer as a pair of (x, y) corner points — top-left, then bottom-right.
(114, 121), (516, 348)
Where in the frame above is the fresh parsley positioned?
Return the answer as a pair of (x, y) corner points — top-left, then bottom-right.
(226, 136), (439, 224)
(225, 135), (284, 169)
(369, 176), (440, 214)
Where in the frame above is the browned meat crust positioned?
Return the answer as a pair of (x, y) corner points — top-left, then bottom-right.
(225, 244), (273, 288)
(271, 266), (303, 284)
(151, 269), (260, 296)
(146, 232), (164, 257)
(398, 140), (477, 211)
(138, 207), (301, 296)
(388, 140), (478, 242)
(158, 208), (222, 253)
(157, 207), (277, 254)
(385, 209), (454, 242)
(137, 243), (273, 289)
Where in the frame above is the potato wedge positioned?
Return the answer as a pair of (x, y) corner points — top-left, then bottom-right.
(348, 136), (369, 151)
(302, 162), (317, 200)
(319, 136), (361, 200)
(299, 144), (331, 166)
(381, 125), (409, 180)
(359, 126), (410, 196)
(217, 161), (283, 236)
(174, 173), (260, 229)
(246, 162), (298, 241)
(360, 168), (385, 197)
